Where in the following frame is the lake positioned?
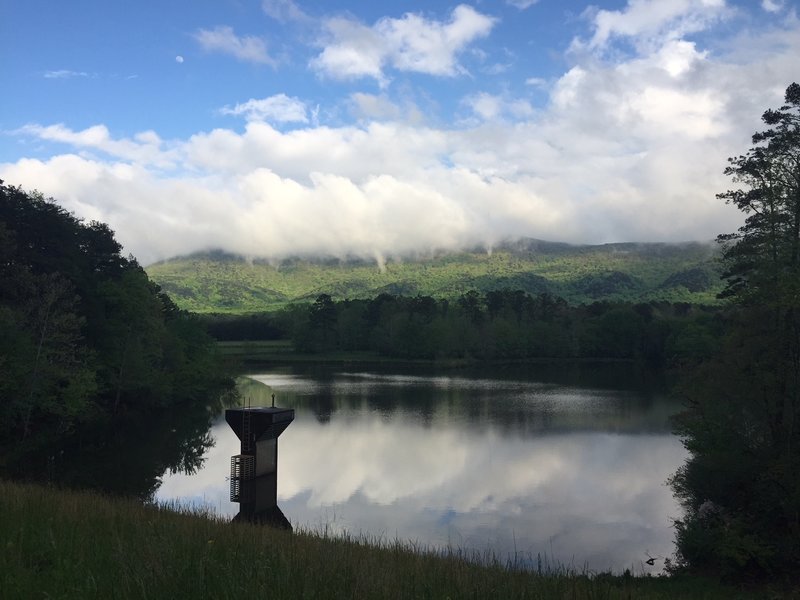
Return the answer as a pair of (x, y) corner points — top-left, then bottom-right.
(156, 363), (686, 574)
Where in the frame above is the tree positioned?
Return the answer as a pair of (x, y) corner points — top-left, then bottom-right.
(0, 182), (233, 440)
(0, 219), (97, 438)
(93, 268), (169, 411)
(671, 84), (800, 582)
(309, 293), (338, 351)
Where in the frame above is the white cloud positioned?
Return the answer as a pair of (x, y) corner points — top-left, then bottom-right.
(311, 5), (496, 84)
(4, 14), (799, 266)
(580, 0), (728, 53)
(629, 87), (727, 139)
(346, 93), (425, 125)
(14, 124), (176, 168)
(654, 39), (706, 77)
(0, 100), (735, 265)
(506, 0), (540, 9)
(762, 0), (784, 12)
(262, 0), (309, 23)
(193, 26), (275, 65)
(525, 76), (548, 88)
(43, 70), (92, 79)
(311, 18), (387, 83)
(462, 92), (534, 121)
(349, 93), (402, 121)
(175, 55), (184, 64)
(220, 94), (309, 123)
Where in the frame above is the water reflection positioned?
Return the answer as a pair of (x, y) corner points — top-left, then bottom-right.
(0, 401), (220, 500)
(157, 366), (685, 573)
(240, 368), (676, 434)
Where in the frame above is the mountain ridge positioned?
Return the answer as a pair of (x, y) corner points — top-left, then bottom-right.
(145, 238), (723, 313)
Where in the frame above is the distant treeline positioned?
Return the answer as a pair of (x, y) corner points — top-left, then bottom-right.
(203, 291), (725, 365)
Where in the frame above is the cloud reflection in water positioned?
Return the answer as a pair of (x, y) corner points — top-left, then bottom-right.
(157, 369), (685, 573)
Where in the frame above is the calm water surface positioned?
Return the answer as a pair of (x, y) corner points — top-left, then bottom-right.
(156, 364), (686, 573)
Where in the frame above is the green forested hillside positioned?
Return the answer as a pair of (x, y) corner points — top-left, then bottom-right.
(145, 239), (722, 312)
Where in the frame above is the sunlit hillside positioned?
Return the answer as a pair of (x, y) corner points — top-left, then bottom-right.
(146, 239), (723, 313)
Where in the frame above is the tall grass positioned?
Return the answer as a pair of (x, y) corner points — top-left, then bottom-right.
(0, 480), (754, 599)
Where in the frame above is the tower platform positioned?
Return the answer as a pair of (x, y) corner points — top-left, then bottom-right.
(225, 407), (294, 446)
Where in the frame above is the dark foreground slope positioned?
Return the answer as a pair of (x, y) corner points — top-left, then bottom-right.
(146, 240), (721, 312)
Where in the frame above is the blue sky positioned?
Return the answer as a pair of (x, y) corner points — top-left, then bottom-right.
(2, 0), (799, 264)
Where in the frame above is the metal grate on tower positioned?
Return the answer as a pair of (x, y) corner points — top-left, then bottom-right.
(229, 454), (255, 502)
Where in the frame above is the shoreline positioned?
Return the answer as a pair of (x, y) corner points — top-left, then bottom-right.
(217, 339), (645, 368)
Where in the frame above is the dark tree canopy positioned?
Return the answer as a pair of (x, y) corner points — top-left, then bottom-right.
(671, 84), (800, 583)
(715, 83), (800, 303)
(265, 289), (714, 364)
(0, 182), (233, 442)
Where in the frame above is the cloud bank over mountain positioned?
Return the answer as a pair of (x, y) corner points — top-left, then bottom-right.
(3, 1), (798, 265)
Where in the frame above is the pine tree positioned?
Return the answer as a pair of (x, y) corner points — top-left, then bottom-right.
(671, 83), (800, 582)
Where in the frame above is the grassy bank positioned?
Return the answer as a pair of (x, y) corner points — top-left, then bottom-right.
(1, 480), (758, 599)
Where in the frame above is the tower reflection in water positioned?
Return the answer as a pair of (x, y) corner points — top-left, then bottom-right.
(226, 401), (294, 529)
